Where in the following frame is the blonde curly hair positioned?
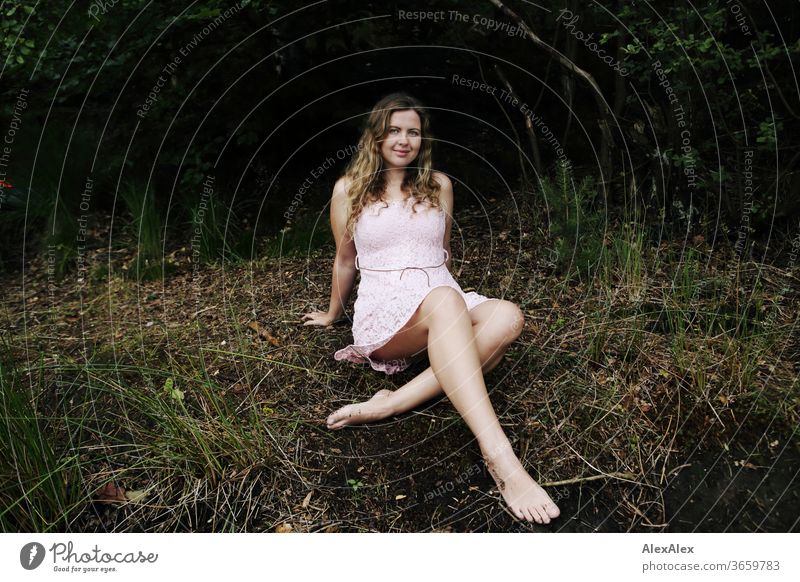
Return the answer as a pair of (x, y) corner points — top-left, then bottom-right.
(342, 92), (442, 237)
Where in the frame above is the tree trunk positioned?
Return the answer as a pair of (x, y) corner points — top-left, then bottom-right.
(493, 64), (544, 176)
(561, 0), (578, 146)
(487, 0), (616, 186)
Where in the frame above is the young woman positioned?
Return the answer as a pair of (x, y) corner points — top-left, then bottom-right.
(301, 93), (560, 525)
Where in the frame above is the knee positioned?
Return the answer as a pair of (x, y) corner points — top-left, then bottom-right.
(493, 301), (525, 344)
(420, 286), (467, 316)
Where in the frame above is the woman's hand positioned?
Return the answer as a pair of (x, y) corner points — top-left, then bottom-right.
(301, 310), (337, 327)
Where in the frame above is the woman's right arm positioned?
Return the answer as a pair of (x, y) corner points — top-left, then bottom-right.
(302, 178), (357, 326)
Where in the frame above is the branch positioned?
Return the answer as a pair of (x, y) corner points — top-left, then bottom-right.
(487, 0), (614, 117)
(487, 0), (616, 184)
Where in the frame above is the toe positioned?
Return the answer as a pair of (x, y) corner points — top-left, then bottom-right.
(545, 502), (560, 519)
(531, 506), (547, 524)
(511, 505), (526, 521)
(326, 412), (346, 429)
(521, 506), (537, 523)
(328, 405), (349, 423)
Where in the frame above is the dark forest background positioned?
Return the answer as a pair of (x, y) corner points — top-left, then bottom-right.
(1, 0), (798, 274)
(1, 1), (799, 534)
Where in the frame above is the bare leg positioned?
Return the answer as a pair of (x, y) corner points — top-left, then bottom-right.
(327, 300), (516, 428)
(325, 339), (506, 430)
(328, 290), (560, 523)
(419, 288), (559, 524)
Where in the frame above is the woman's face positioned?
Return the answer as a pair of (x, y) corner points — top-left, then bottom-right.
(378, 109), (422, 169)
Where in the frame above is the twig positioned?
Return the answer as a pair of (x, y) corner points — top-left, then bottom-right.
(541, 471), (637, 487)
(200, 347), (343, 378)
(192, 305), (218, 318)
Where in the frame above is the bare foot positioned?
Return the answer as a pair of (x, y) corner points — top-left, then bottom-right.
(326, 389), (394, 429)
(482, 443), (561, 524)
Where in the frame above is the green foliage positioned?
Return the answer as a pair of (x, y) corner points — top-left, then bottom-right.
(0, 345), (83, 532)
(119, 182), (164, 281)
(265, 211), (333, 258)
(45, 196), (80, 279)
(189, 189), (246, 264)
(594, 1), (797, 225)
(0, 1), (36, 71)
(1, 0), (797, 273)
(540, 161), (604, 280)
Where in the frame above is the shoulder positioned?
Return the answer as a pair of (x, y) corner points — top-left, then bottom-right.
(330, 177), (355, 225)
(331, 177), (355, 214)
(432, 171), (453, 213)
(432, 171), (452, 190)
(333, 176), (353, 198)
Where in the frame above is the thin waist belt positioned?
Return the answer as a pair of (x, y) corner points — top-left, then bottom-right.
(355, 249), (449, 287)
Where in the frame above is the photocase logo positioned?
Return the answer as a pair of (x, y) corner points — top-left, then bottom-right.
(20, 542), (46, 570)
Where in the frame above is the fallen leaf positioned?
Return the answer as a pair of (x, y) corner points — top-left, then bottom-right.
(124, 490), (148, 504)
(95, 482), (126, 504)
(247, 321), (280, 346)
(275, 523), (294, 533)
(302, 491), (314, 508)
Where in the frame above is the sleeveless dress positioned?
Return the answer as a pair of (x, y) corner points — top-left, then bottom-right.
(333, 195), (494, 375)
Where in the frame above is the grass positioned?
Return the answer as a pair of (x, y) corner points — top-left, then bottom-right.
(0, 343), (85, 531)
(0, 343), (282, 532)
(539, 160), (605, 282)
(119, 182), (167, 281)
(79, 365), (275, 485)
(2, 166), (798, 532)
(265, 208), (334, 258)
(189, 188), (248, 264)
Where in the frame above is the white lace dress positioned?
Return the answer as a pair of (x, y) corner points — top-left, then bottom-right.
(333, 196), (493, 374)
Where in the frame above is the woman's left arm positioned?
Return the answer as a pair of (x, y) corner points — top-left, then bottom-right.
(436, 172), (454, 272)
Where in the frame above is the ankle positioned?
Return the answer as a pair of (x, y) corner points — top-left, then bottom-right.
(480, 438), (515, 462)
